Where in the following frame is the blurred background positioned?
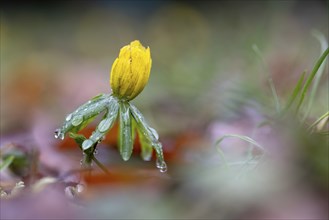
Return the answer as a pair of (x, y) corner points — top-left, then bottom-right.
(0, 0), (328, 219)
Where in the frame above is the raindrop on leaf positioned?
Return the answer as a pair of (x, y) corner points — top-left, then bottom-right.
(98, 118), (112, 132)
(72, 115), (83, 126)
(54, 129), (64, 140)
(65, 114), (72, 121)
(149, 127), (159, 140)
(156, 158), (167, 173)
(82, 139), (93, 150)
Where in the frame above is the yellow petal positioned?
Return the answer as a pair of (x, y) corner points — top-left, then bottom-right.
(109, 40), (152, 101)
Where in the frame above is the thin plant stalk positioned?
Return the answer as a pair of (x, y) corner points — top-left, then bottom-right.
(252, 44), (281, 114)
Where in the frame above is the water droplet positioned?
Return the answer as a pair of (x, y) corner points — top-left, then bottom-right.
(54, 129), (60, 138)
(76, 184), (84, 193)
(156, 158), (167, 173)
(65, 186), (75, 199)
(149, 127), (159, 140)
(65, 113), (72, 121)
(72, 115), (83, 126)
(82, 139), (93, 150)
(93, 149), (98, 155)
(54, 129), (64, 140)
(159, 165), (167, 173)
(98, 118), (112, 132)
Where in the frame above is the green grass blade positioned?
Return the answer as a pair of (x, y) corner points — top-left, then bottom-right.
(215, 134), (265, 153)
(0, 155), (15, 171)
(308, 111), (329, 132)
(252, 44), (281, 114)
(214, 145), (229, 168)
(282, 71), (306, 114)
(302, 32), (328, 121)
(295, 47), (329, 115)
(318, 131), (329, 135)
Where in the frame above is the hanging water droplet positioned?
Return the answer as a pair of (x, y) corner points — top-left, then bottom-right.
(156, 158), (167, 173)
(93, 149), (98, 155)
(80, 159), (83, 166)
(98, 118), (112, 132)
(54, 129), (64, 140)
(54, 129), (60, 138)
(72, 115), (83, 126)
(159, 164), (167, 173)
(65, 113), (72, 121)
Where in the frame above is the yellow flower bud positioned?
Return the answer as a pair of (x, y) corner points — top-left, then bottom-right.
(110, 40), (152, 101)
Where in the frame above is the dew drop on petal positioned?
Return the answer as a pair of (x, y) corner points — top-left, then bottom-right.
(72, 115), (83, 126)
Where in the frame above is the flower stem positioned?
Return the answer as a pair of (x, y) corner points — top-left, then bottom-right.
(91, 155), (111, 175)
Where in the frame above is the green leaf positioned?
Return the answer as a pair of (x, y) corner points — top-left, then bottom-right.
(215, 134), (265, 153)
(119, 102), (133, 161)
(131, 115), (153, 161)
(73, 96), (119, 152)
(129, 103), (158, 143)
(138, 128), (153, 161)
(302, 32), (328, 121)
(252, 44), (281, 114)
(91, 93), (105, 101)
(129, 103), (166, 170)
(295, 47), (329, 115)
(308, 111), (329, 132)
(59, 95), (111, 137)
(0, 155), (15, 171)
(69, 133), (87, 148)
(70, 114), (98, 133)
(282, 71), (306, 115)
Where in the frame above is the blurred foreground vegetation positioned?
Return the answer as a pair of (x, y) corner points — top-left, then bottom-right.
(0, 1), (328, 219)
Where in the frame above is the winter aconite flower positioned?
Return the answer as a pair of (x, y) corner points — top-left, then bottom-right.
(110, 40), (152, 101)
(55, 40), (167, 172)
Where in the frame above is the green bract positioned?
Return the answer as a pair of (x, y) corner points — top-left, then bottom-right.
(55, 94), (167, 172)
